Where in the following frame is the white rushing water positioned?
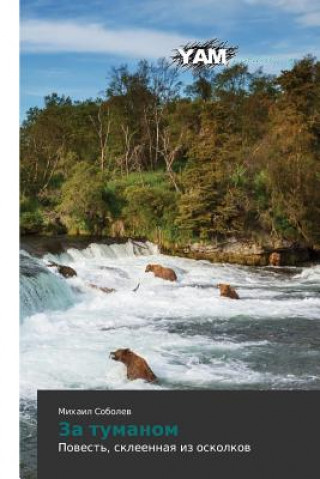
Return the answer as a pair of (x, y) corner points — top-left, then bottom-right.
(20, 240), (320, 403)
(20, 251), (75, 320)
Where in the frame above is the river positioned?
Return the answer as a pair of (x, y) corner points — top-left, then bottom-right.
(19, 238), (320, 477)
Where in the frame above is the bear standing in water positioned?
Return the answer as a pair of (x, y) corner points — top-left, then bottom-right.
(110, 349), (157, 383)
(269, 252), (281, 266)
(217, 283), (240, 300)
(145, 264), (177, 282)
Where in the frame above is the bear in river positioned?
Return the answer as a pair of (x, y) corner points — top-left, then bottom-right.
(47, 262), (77, 278)
(89, 283), (116, 294)
(217, 283), (240, 300)
(269, 252), (281, 266)
(145, 264), (177, 282)
(110, 348), (157, 383)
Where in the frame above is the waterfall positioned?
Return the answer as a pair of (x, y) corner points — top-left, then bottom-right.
(20, 251), (75, 320)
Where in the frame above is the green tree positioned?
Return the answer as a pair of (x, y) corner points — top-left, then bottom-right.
(59, 163), (109, 235)
(122, 185), (178, 242)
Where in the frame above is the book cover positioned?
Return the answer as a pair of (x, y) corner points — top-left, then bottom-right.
(19, 1), (320, 478)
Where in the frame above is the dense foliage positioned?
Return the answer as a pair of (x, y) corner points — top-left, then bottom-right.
(20, 56), (320, 246)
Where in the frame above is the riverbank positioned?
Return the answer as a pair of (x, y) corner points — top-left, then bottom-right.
(163, 238), (320, 267)
(21, 235), (320, 267)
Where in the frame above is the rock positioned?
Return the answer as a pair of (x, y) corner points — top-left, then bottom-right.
(89, 284), (116, 294)
(110, 348), (157, 382)
(164, 239), (314, 267)
(145, 264), (177, 281)
(47, 262), (77, 278)
(217, 283), (240, 300)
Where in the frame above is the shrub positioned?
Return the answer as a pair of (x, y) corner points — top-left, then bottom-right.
(20, 211), (44, 235)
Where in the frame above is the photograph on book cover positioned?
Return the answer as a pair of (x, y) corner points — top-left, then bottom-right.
(20, 0), (320, 477)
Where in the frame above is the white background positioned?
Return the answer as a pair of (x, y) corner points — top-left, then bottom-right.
(0, 0), (19, 477)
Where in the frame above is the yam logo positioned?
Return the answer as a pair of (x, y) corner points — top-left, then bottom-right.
(171, 39), (238, 71)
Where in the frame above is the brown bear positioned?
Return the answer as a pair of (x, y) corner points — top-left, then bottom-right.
(89, 283), (116, 294)
(110, 348), (157, 383)
(145, 264), (177, 282)
(217, 283), (240, 300)
(269, 252), (281, 266)
(47, 262), (77, 278)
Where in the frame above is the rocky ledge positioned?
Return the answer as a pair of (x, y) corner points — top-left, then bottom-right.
(163, 238), (320, 267)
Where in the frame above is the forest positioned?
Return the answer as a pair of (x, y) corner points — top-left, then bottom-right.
(20, 55), (320, 248)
